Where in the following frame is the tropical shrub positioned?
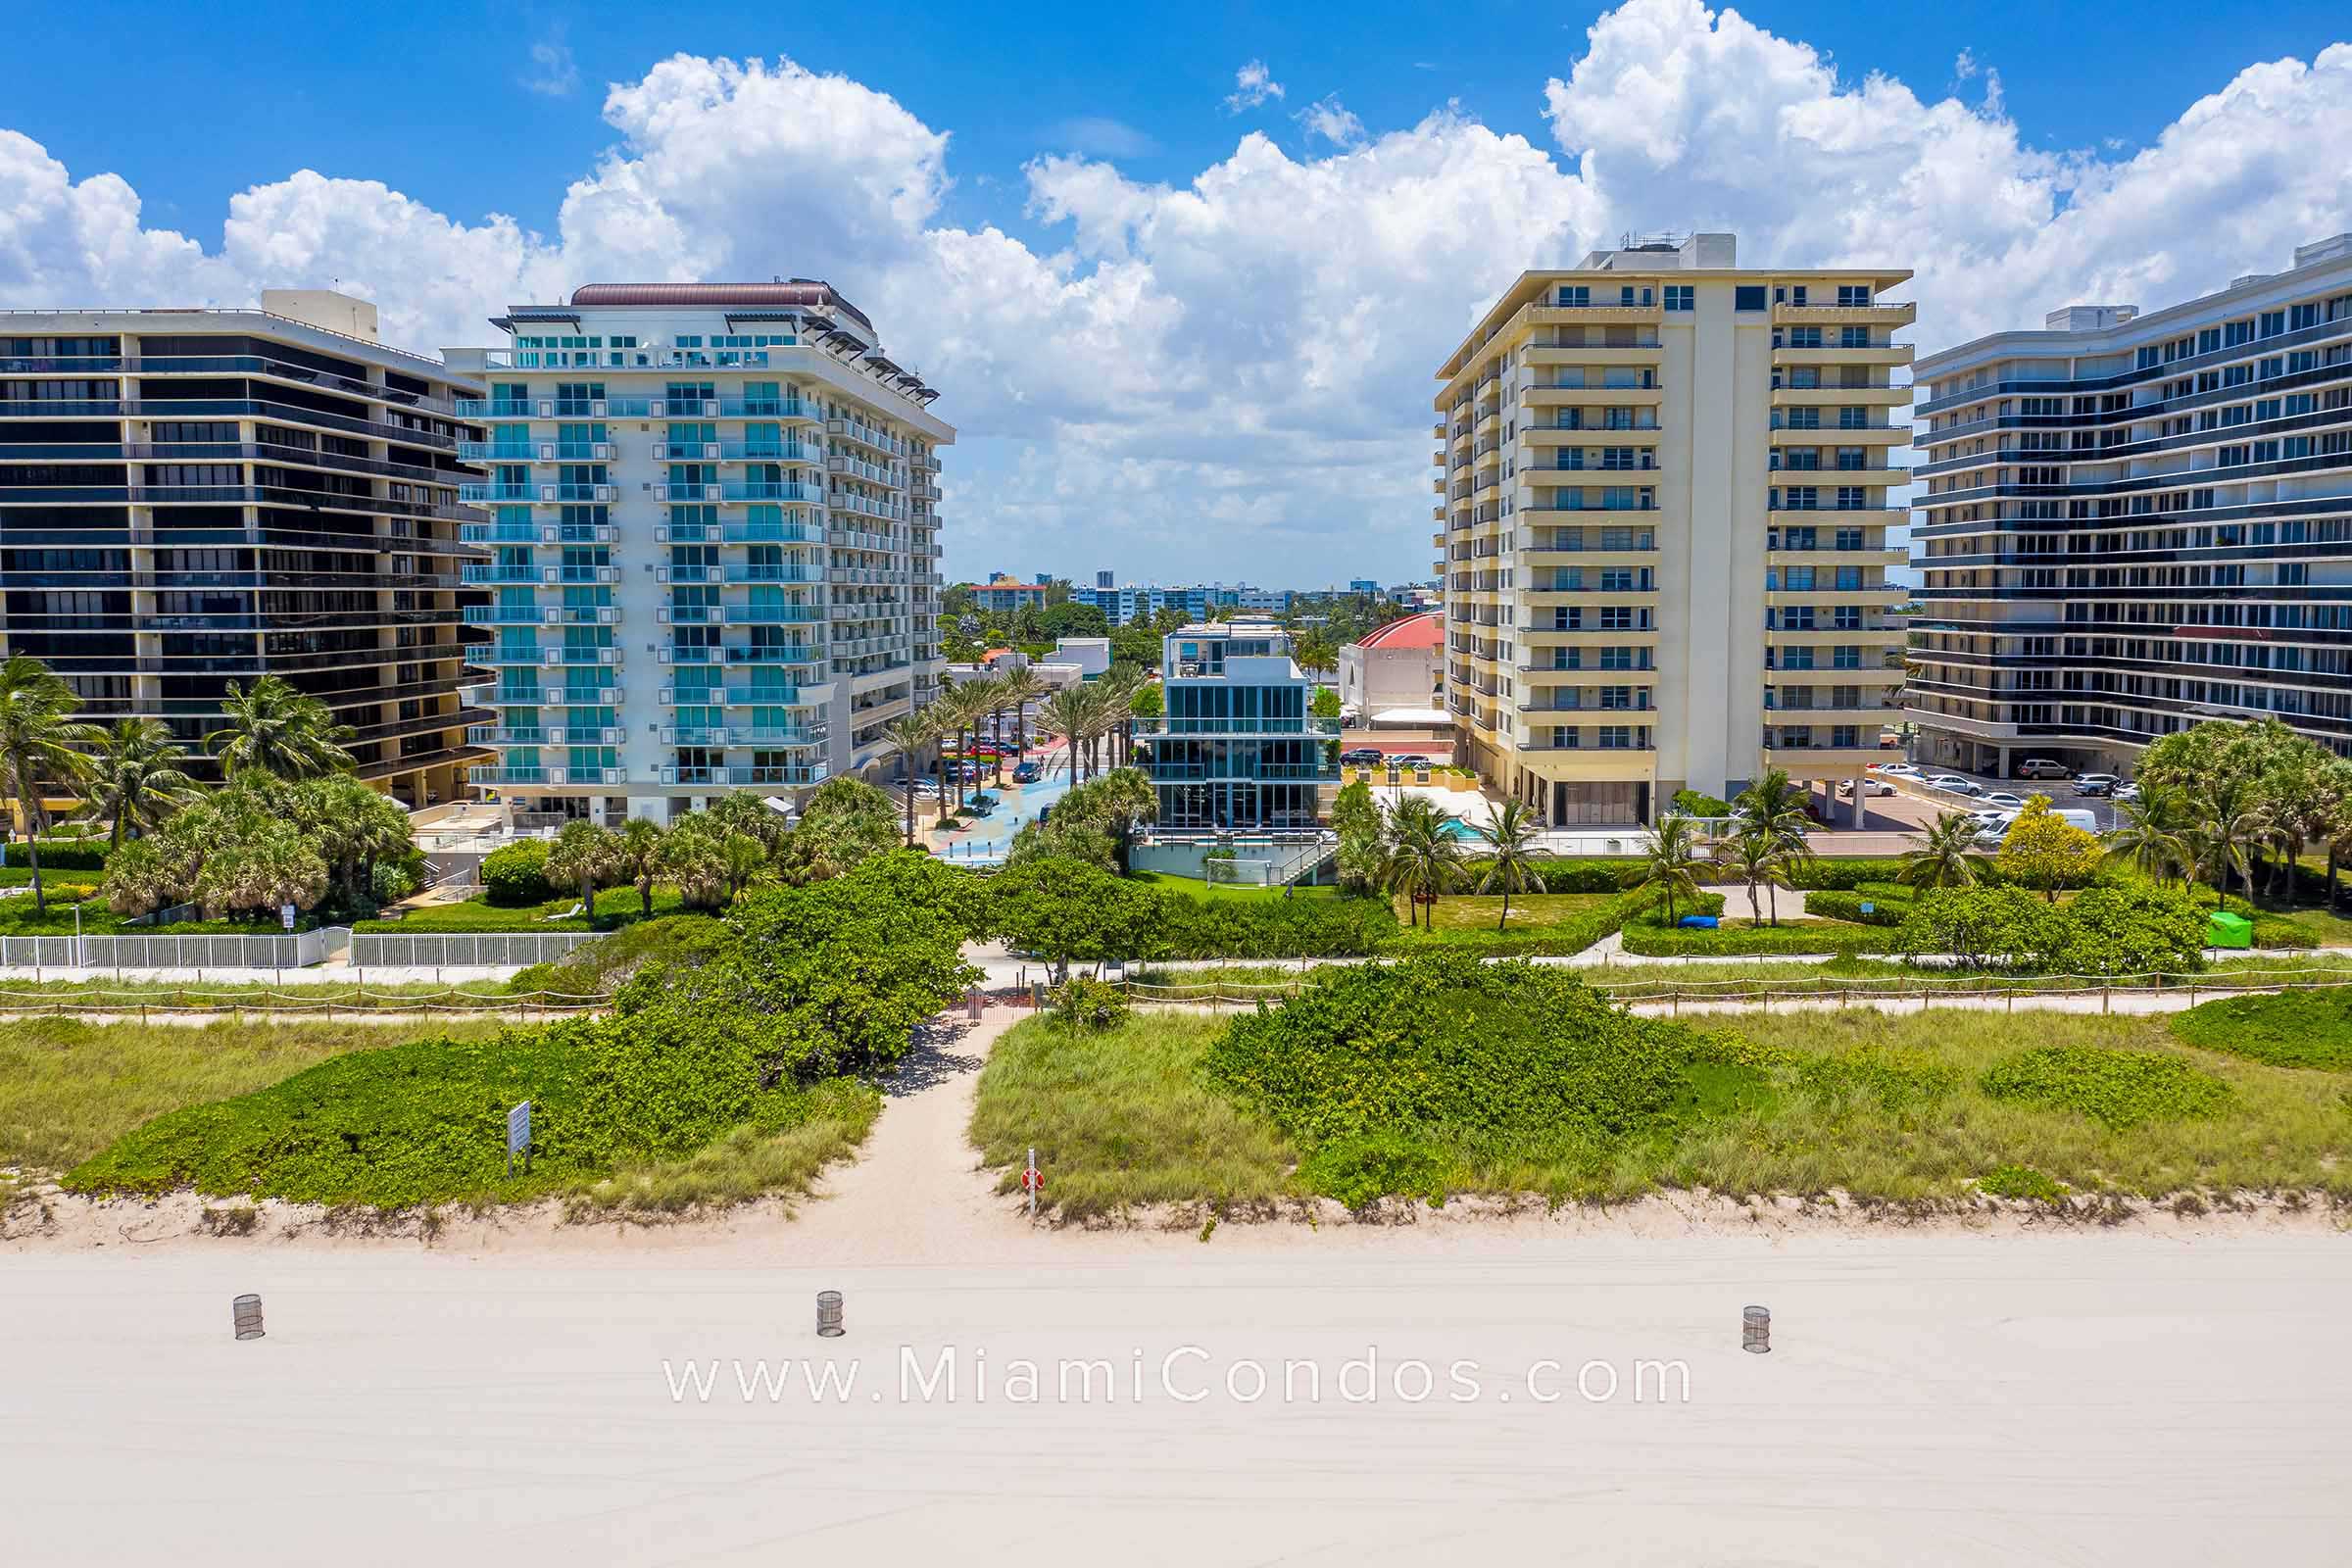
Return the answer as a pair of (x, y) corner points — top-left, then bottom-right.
(1051, 975), (1131, 1031)
(481, 839), (557, 906)
(1159, 891), (1400, 959)
(1980, 1047), (2233, 1129)
(2170, 991), (2352, 1071)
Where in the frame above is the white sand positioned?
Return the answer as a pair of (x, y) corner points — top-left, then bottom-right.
(5, 1010), (2351, 1562)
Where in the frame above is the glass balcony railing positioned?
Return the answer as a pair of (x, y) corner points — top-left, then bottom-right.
(721, 520), (820, 544)
(661, 763), (826, 787)
(463, 564), (545, 584)
(464, 604), (552, 625)
(722, 564), (821, 583)
(721, 480), (820, 502)
(722, 605), (825, 624)
(454, 400), (534, 419)
(459, 483), (536, 503)
(718, 441), (819, 462)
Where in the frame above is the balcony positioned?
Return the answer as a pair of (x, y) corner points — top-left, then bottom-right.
(717, 441), (818, 463)
(462, 564), (546, 585)
(1129, 715), (1343, 737)
(537, 646), (620, 667)
(468, 767), (552, 787)
(464, 604), (561, 626)
(723, 564), (822, 583)
(659, 764), (826, 787)
(719, 480), (821, 503)
(454, 400), (536, 419)
(720, 604), (826, 626)
(457, 442), (540, 463)
(661, 724), (821, 748)
(1773, 301), (1917, 327)
(459, 483), (537, 504)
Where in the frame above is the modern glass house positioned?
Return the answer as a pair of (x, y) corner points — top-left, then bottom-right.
(1136, 619), (1338, 830)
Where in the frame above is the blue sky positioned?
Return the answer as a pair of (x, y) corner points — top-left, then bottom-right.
(6, 1), (2351, 584)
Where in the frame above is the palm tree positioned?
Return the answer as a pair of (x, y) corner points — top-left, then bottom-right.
(1731, 766), (1816, 924)
(995, 666), (1046, 768)
(545, 818), (617, 913)
(2187, 776), (2267, 913)
(1712, 820), (1792, 925)
(1037, 687), (1099, 784)
(1624, 811), (1706, 928)
(1099, 664), (1148, 768)
(1383, 795), (1465, 928)
(206, 674), (356, 778)
(77, 717), (199, 847)
(1897, 810), (1993, 891)
(612, 815), (665, 919)
(881, 709), (939, 846)
(1469, 797), (1544, 930)
(1090, 765), (1159, 874)
(2101, 789), (2192, 888)
(0, 655), (103, 916)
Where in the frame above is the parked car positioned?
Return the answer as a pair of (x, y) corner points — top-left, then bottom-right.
(1339, 748), (1385, 766)
(1391, 754), (1433, 769)
(1981, 792), (2029, 810)
(1925, 774), (1982, 796)
(1872, 762), (1921, 778)
(1838, 777), (1896, 798)
(2073, 773), (2120, 797)
(2114, 782), (2140, 803)
(1011, 760), (1041, 784)
(2014, 758), (2071, 779)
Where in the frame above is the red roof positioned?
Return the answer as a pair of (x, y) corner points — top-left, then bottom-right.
(1355, 612), (1444, 651)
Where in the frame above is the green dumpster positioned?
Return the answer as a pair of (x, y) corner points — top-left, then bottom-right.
(2207, 910), (2253, 950)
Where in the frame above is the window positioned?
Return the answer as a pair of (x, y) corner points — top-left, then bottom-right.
(1840, 326), (1873, 348)
(1735, 286), (1767, 312)
(1557, 286), (1590, 307)
(1664, 285), (1693, 312)
(1837, 285), (1872, 307)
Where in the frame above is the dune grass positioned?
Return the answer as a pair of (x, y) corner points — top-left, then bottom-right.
(0, 1017), (508, 1183)
(970, 1013), (1296, 1217)
(571, 1077), (882, 1216)
(972, 1003), (2352, 1215)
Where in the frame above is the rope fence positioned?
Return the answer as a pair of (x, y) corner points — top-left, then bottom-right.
(0, 986), (612, 1019)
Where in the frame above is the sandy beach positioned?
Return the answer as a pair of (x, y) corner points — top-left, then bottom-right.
(6, 1009), (2351, 1563)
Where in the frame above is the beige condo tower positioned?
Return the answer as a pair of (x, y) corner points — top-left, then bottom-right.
(1434, 233), (1912, 825)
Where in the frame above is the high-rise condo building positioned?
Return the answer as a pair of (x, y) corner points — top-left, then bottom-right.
(1910, 234), (2352, 773)
(445, 281), (951, 822)
(1434, 234), (1912, 825)
(0, 293), (491, 807)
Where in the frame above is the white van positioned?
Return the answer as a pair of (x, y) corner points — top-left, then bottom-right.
(1977, 807), (2098, 845)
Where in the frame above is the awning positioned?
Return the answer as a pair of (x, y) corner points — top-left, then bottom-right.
(1367, 706), (1453, 725)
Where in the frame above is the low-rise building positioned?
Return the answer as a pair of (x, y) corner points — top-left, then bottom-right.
(1338, 611), (1445, 721)
(1135, 619), (1338, 830)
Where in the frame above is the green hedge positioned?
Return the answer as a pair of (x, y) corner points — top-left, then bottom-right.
(1804, 888), (1910, 926)
(1621, 920), (1904, 956)
(1159, 892), (1400, 958)
(3, 839), (109, 871)
(480, 839), (556, 906)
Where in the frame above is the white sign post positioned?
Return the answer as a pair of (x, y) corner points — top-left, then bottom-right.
(507, 1101), (531, 1178)
(279, 902), (296, 932)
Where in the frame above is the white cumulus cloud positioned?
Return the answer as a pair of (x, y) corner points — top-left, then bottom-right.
(3, 0), (2350, 582)
(1223, 59), (1286, 114)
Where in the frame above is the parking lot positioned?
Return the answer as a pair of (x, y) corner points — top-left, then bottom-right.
(1876, 760), (2130, 834)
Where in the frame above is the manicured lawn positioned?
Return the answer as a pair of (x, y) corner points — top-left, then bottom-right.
(1412, 892), (1616, 933)
(977, 992), (2352, 1213)
(365, 884), (693, 932)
